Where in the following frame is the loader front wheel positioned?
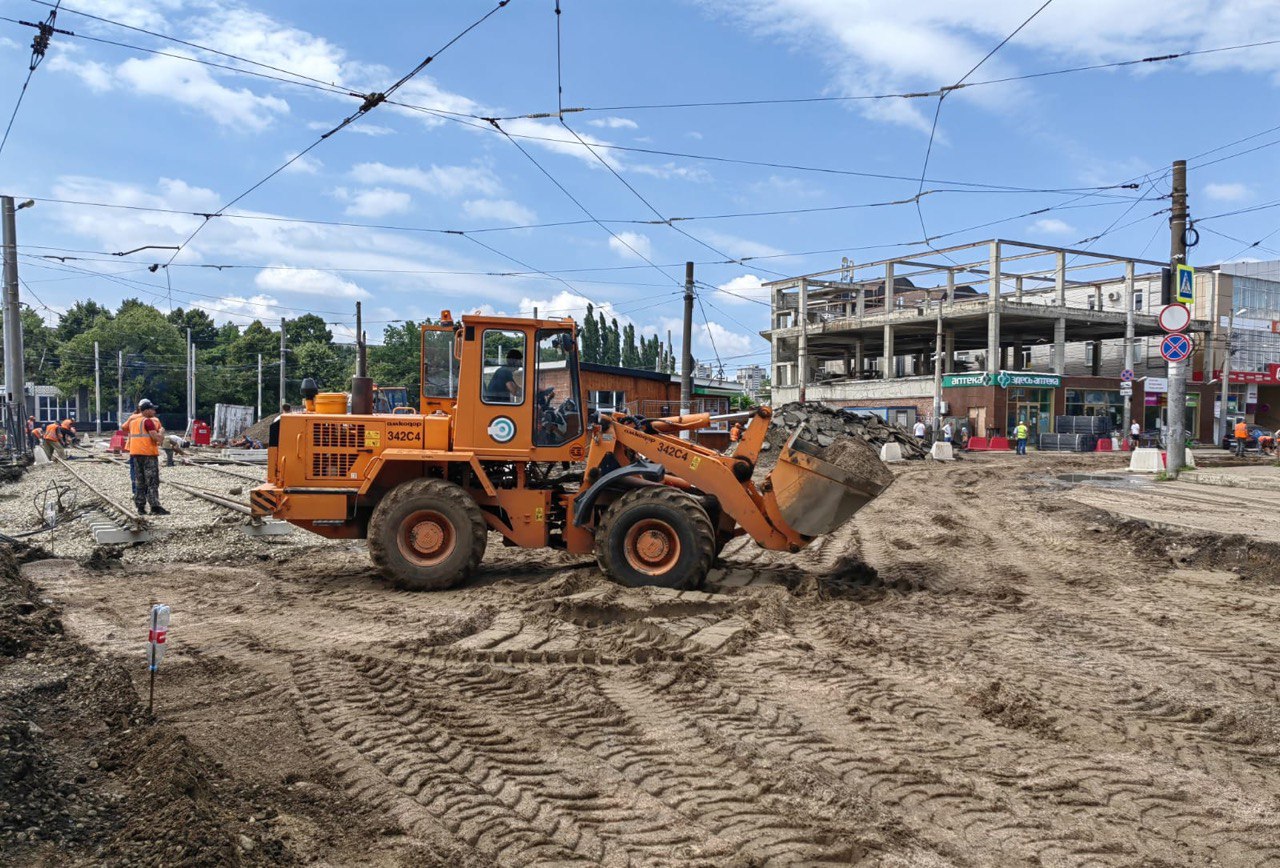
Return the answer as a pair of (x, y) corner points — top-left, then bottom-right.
(596, 487), (715, 590)
(368, 478), (486, 591)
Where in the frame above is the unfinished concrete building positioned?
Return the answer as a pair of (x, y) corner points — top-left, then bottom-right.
(763, 239), (1257, 442)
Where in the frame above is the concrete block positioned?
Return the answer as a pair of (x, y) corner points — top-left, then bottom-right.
(930, 442), (955, 461)
(92, 525), (153, 544)
(879, 442), (904, 463)
(242, 520), (293, 537)
(1128, 447), (1164, 473)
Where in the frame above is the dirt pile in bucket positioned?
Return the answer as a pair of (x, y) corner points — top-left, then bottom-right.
(764, 403), (929, 461)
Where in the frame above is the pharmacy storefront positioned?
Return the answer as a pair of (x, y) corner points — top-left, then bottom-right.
(942, 371), (1061, 438)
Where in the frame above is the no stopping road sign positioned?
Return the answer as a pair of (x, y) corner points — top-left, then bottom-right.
(1160, 332), (1193, 363)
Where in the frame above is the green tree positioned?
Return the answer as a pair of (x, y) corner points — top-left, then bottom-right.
(167, 307), (219, 347)
(55, 303), (186, 413)
(604, 317), (621, 366)
(294, 340), (355, 392)
(286, 313), (333, 348)
(580, 304), (600, 363)
(368, 320), (423, 391)
(55, 300), (111, 342)
(621, 323), (639, 368)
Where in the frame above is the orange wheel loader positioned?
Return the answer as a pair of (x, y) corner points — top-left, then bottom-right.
(251, 312), (891, 591)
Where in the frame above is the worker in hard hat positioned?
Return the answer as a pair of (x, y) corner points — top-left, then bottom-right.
(127, 399), (169, 515)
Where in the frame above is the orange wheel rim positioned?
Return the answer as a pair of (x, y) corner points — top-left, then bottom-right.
(399, 509), (456, 567)
(623, 519), (681, 576)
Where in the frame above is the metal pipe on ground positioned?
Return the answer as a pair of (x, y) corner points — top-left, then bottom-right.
(167, 481), (253, 515)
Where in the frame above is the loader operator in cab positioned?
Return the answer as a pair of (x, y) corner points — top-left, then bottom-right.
(485, 349), (523, 403)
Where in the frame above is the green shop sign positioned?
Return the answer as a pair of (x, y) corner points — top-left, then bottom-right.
(942, 371), (1062, 389)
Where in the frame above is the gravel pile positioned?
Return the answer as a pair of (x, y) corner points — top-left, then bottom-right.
(0, 458), (340, 564)
(762, 402), (929, 463)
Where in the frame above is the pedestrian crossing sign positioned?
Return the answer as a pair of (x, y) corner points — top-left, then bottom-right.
(1175, 264), (1194, 304)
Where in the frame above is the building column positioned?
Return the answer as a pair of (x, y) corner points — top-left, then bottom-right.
(882, 324), (894, 380)
(854, 337), (864, 377)
(797, 278), (809, 400)
(1053, 317), (1066, 375)
(1055, 251), (1066, 307)
(842, 347), (851, 377)
(1015, 276), (1024, 303)
(856, 284), (866, 318)
(1000, 346), (1009, 370)
(884, 262), (895, 313)
(1013, 341), (1024, 371)
(944, 329), (955, 373)
(987, 241), (1001, 376)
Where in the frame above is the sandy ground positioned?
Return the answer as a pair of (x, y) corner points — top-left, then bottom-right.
(7, 452), (1280, 866)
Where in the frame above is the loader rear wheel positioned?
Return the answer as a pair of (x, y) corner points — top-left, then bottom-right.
(368, 478), (486, 591)
(596, 487), (715, 590)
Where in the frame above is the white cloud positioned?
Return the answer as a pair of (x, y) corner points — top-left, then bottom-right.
(658, 315), (758, 363)
(332, 187), (413, 218)
(114, 53), (290, 131)
(1204, 182), (1252, 202)
(282, 153), (323, 175)
(694, 231), (784, 260)
(700, 0), (1280, 132)
(587, 117), (639, 129)
(715, 274), (770, 304)
(308, 121), (395, 137)
(210, 294), (286, 322)
(254, 268), (369, 300)
(608, 231), (654, 260)
(351, 162), (502, 197)
(1030, 217), (1076, 236)
(46, 52), (113, 92)
(515, 292), (633, 324)
(461, 199), (537, 225)
(71, 0), (181, 30)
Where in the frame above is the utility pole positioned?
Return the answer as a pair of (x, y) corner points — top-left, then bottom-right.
(2, 197), (26, 412)
(1167, 159), (1188, 475)
(279, 318), (287, 411)
(932, 286), (945, 438)
(93, 341), (101, 435)
(355, 301), (366, 378)
(1221, 299), (1236, 444)
(680, 262), (694, 438)
(116, 351), (123, 424)
(256, 353), (262, 421)
(186, 328), (193, 433)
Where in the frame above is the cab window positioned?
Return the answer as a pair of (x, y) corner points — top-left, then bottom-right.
(481, 330), (526, 405)
(533, 329), (583, 446)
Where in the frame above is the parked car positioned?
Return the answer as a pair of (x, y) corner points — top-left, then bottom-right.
(1220, 425), (1267, 451)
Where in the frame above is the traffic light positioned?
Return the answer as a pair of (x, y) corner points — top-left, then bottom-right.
(1160, 267), (1172, 306)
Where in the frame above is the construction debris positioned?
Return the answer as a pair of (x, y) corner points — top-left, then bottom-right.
(760, 402), (930, 464)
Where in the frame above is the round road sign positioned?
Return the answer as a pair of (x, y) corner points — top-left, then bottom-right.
(1160, 332), (1193, 363)
(1120, 369), (1134, 382)
(1158, 303), (1191, 333)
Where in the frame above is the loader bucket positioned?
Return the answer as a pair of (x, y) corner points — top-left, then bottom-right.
(766, 434), (891, 537)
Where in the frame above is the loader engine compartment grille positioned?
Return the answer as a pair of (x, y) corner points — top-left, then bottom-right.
(312, 422), (365, 449)
(312, 452), (357, 478)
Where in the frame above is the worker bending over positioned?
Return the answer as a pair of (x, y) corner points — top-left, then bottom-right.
(127, 399), (169, 515)
(41, 418), (76, 461)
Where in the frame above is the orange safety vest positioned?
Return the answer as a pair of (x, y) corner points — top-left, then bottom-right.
(128, 415), (159, 456)
(1235, 422), (1249, 439)
(43, 423), (61, 442)
(729, 424), (741, 442)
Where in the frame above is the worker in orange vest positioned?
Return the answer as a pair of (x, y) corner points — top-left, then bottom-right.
(1233, 418), (1250, 458)
(127, 399), (169, 515)
(40, 419), (75, 461)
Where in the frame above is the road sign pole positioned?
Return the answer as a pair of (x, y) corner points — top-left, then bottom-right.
(1167, 159), (1189, 475)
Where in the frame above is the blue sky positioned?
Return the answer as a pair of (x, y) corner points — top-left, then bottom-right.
(1, 0), (1278, 373)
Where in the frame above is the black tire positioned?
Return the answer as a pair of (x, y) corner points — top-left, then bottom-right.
(367, 478), (486, 591)
(595, 487), (715, 590)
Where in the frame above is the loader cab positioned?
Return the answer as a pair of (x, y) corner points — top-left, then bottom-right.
(453, 315), (587, 460)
